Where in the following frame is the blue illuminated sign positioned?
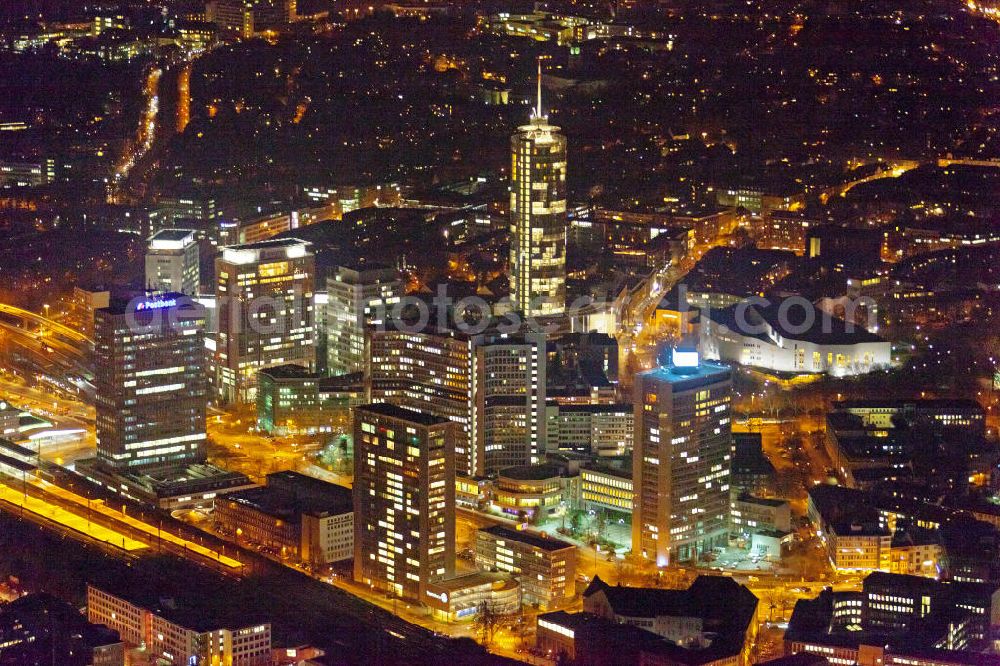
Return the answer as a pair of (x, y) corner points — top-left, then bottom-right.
(136, 298), (177, 311)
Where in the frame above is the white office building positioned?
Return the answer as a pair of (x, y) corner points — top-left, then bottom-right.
(326, 263), (402, 375)
(633, 349), (732, 566)
(145, 228), (200, 295)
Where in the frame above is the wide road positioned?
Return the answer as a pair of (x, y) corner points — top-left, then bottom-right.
(206, 410), (332, 481)
(614, 224), (741, 389)
(0, 319), (93, 393)
(0, 373), (89, 420)
(0, 303), (92, 345)
(0, 374), (95, 464)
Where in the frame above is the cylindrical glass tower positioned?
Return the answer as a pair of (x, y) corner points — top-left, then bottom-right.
(510, 109), (568, 318)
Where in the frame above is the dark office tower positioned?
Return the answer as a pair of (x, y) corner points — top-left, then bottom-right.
(95, 295), (207, 473)
(369, 327), (477, 476)
(353, 404), (455, 603)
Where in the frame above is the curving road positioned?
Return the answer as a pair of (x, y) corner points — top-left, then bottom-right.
(0, 303), (93, 345)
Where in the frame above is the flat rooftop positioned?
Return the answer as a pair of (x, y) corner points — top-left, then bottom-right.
(581, 462), (632, 479)
(498, 464), (563, 481)
(834, 398), (983, 411)
(148, 228), (196, 242)
(334, 262), (397, 278)
(84, 462), (255, 499)
(227, 237), (310, 250)
(90, 565), (267, 633)
(266, 471), (353, 510)
(100, 293), (198, 316)
(259, 363), (322, 380)
(222, 486), (298, 520)
(479, 525), (574, 552)
(640, 361), (731, 387)
(318, 372), (365, 392)
(552, 403), (632, 414)
(354, 403), (452, 427)
(428, 571), (517, 593)
(0, 452), (36, 472)
(736, 494), (787, 508)
(0, 438), (35, 458)
(225, 472), (352, 518)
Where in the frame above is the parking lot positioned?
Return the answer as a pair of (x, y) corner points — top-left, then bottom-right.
(708, 545), (779, 572)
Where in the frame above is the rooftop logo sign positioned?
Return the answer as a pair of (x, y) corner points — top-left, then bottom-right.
(135, 298), (177, 311)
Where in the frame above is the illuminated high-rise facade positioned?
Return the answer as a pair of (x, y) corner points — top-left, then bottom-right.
(95, 295), (207, 473)
(369, 327), (477, 476)
(214, 238), (315, 403)
(369, 326), (546, 478)
(327, 263), (402, 376)
(633, 349), (732, 567)
(475, 331), (547, 474)
(353, 404), (455, 603)
(509, 67), (567, 318)
(207, 0), (295, 38)
(145, 228), (199, 295)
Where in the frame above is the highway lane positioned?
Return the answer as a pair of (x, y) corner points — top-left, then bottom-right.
(0, 320), (92, 385)
(0, 372), (91, 418)
(0, 303), (93, 345)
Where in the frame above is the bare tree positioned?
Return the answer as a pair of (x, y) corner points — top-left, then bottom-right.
(594, 510), (608, 541)
(473, 600), (503, 647)
(614, 556), (628, 585)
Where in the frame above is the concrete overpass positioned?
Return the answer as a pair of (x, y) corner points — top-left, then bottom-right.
(0, 303), (93, 346)
(0, 303), (94, 396)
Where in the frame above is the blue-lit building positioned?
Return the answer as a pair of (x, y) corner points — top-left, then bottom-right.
(95, 294), (207, 472)
(632, 349), (732, 566)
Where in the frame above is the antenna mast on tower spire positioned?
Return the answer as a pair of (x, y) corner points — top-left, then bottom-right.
(535, 57), (543, 119)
